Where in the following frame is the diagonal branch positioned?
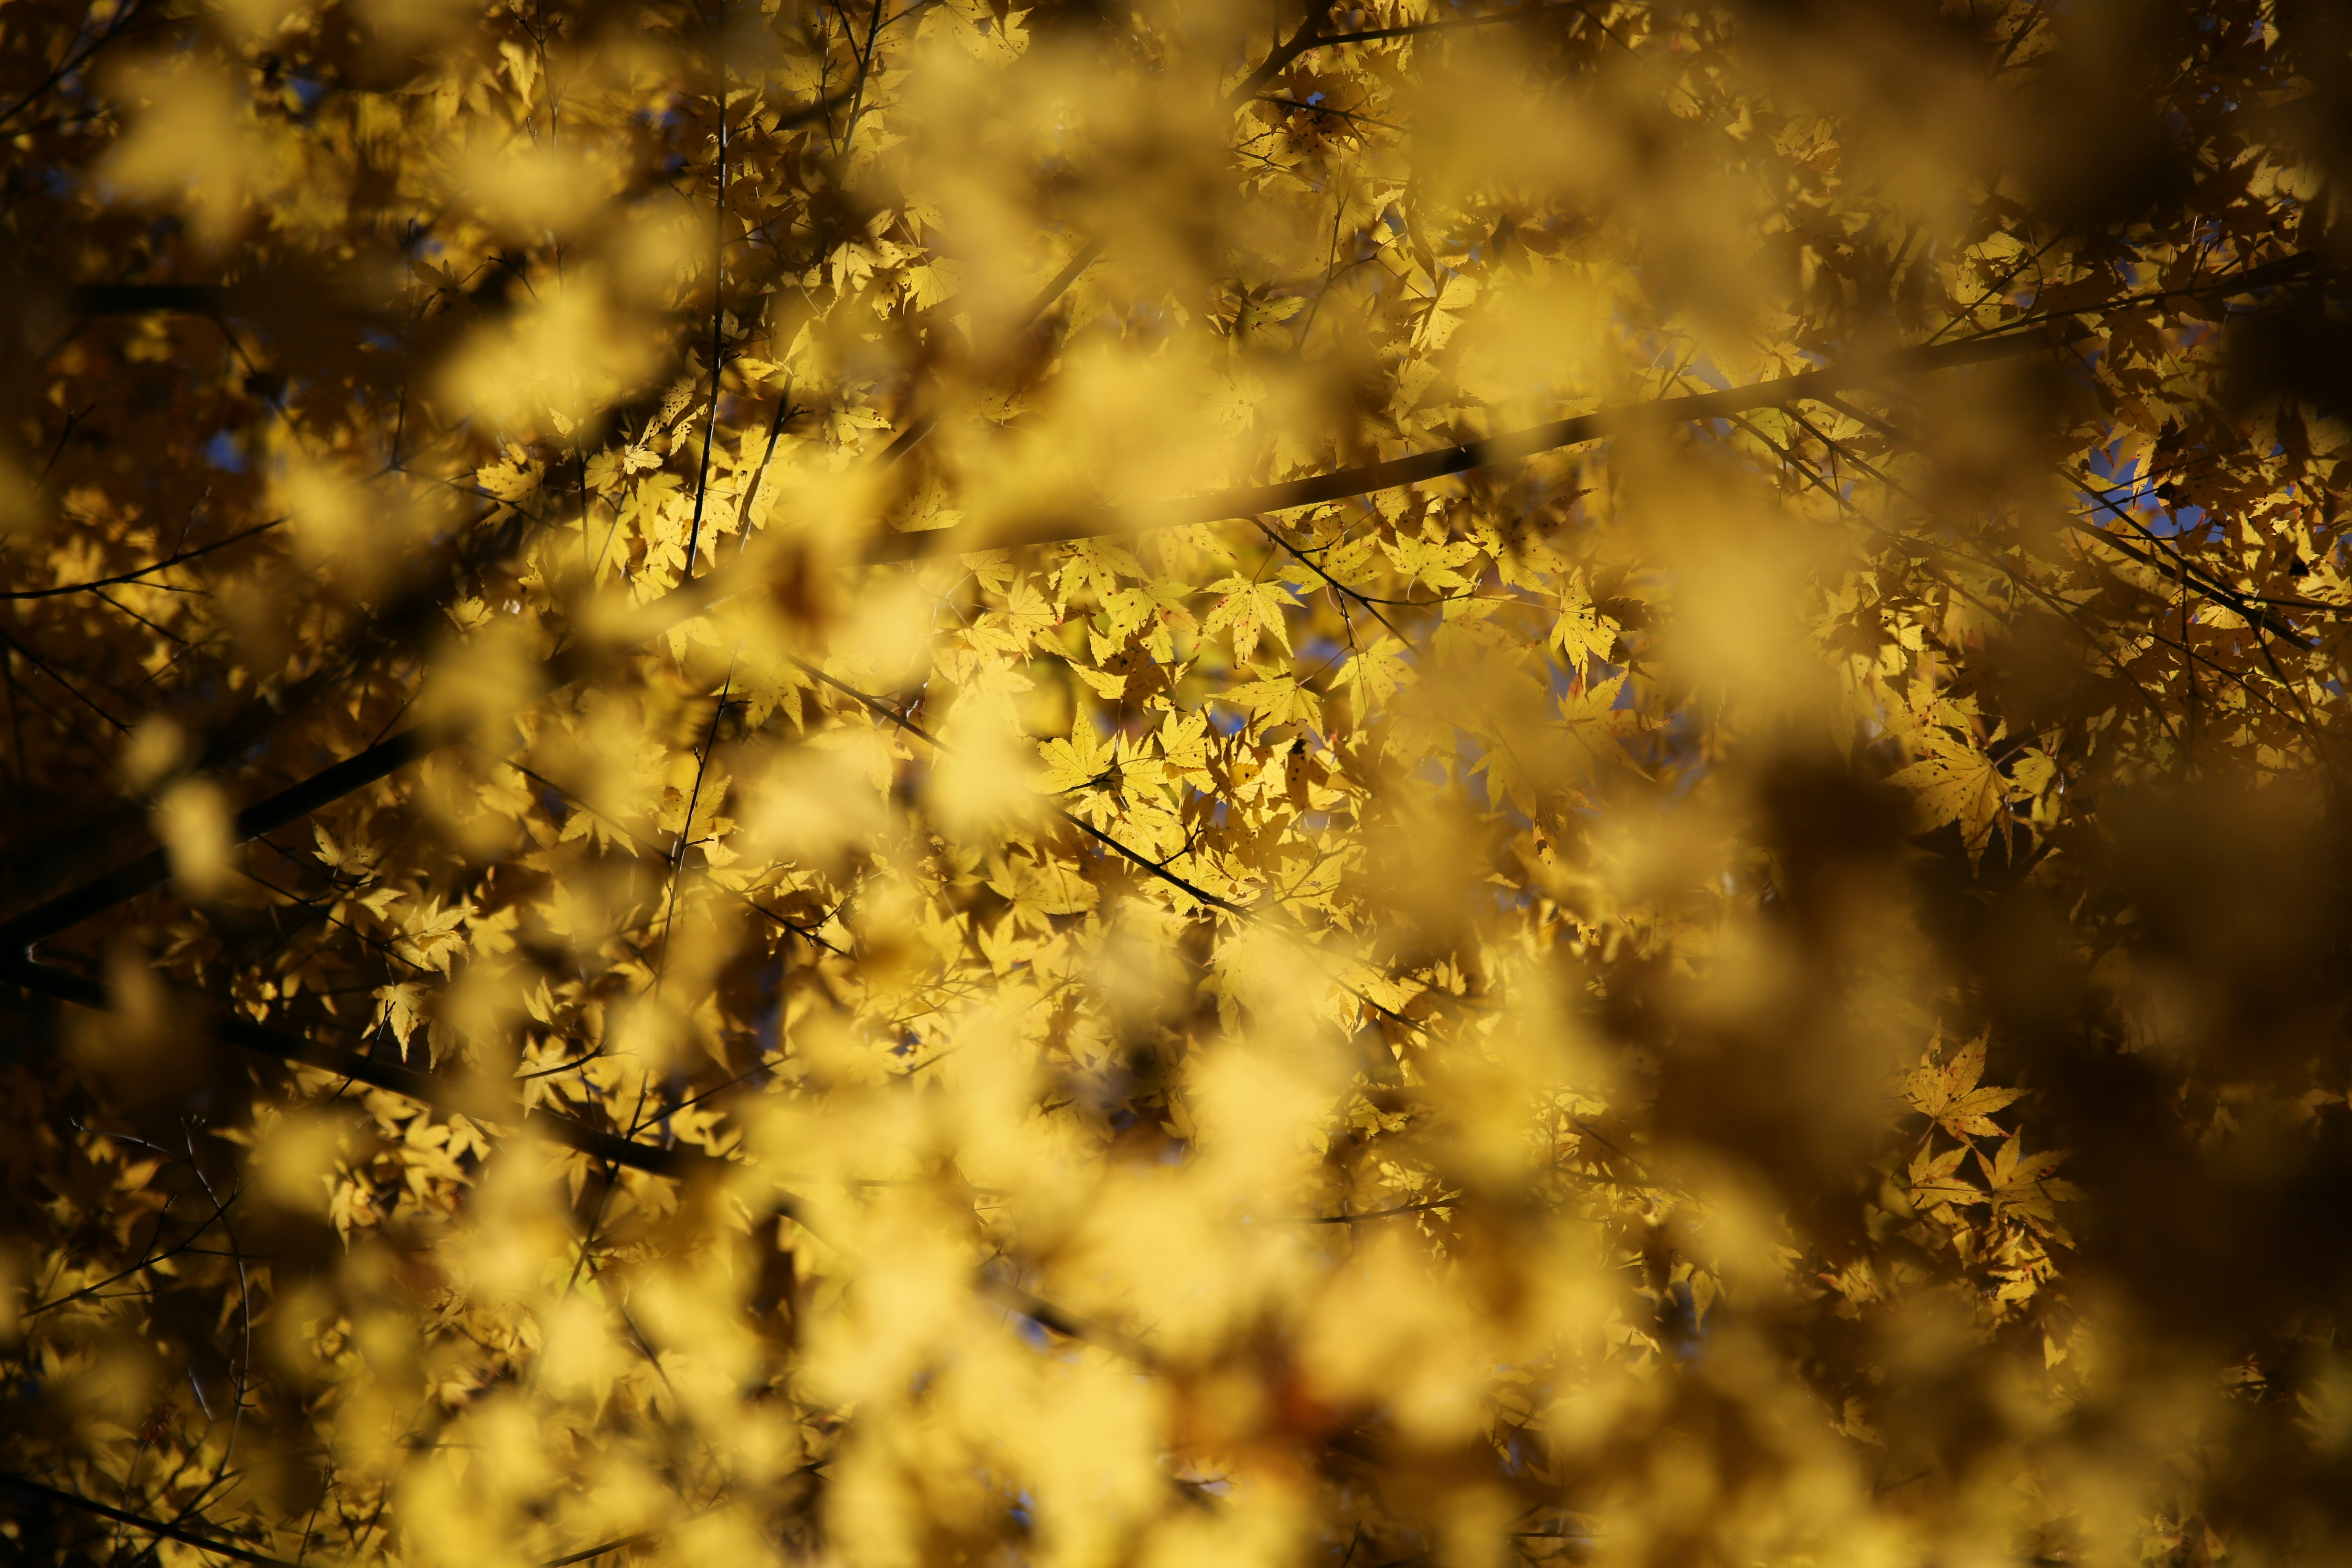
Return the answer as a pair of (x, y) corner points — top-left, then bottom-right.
(869, 316), (2094, 562)
(0, 1470), (741, 1568)
(4, 263), (2316, 959)
(0, 1472), (298, 1568)
(0, 0), (164, 134)
(0, 624), (130, 733)
(1294, 2), (1586, 52)
(0, 959), (1141, 1361)
(869, 236), (1107, 471)
(1225, 0), (1343, 106)
(1813, 388), (2316, 648)
(0, 954), (700, 1181)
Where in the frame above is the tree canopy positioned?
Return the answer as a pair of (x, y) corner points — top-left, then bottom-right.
(6, 0), (2352, 1564)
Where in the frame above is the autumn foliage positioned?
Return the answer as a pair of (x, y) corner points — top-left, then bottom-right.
(7, 0), (2352, 1564)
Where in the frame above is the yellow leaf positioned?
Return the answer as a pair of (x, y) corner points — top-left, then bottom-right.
(1903, 1037), (2026, 1140)
(1886, 729), (2005, 857)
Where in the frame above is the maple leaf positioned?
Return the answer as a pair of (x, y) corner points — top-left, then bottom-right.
(1057, 538), (1148, 607)
(1073, 663), (1129, 700)
(1471, 734), (1548, 817)
(999, 576), (1058, 644)
(986, 849), (1101, 931)
(1557, 673), (1638, 781)
(1156, 709), (1216, 790)
(658, 766), (732, 842)
(1234, 285), (1306, 345)
(392, 897), (476, 974)
(1202, 575), (1299, 664)
(312, 823), (380, 881)
(1902, 1037), (2026, 1140)
(1380, 530), (1481, 594)
(1102, 577), (1198, 650)
(372, 982), (428, 1053)
(1036, 726), (1113, 796)
(1334, 635), (1412, 709)
(1980, 1136), (2075, 1227)
(1223, 670), (1322, 731)
(1551, 585), (1620, 673)
(1886, 728), (2011, 860)
(476, 444), (545, 502)
(1906, 1143), (1987, 1213)
(2007, 746), (2058, 800)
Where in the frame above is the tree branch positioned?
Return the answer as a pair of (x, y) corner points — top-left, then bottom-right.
(1296, 2), (1585, 51)
(0, 955), (702, 1181)
(0, 517), (285, 601)
(870, 316), (2095, 562)
(869, 235), (1107, 470)
(0, 1472), (299, 1568)
(3, 260), (2316, 960)
(1225, 0), (1342, 106)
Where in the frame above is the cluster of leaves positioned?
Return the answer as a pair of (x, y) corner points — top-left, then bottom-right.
(6, 0), (2352, 1565)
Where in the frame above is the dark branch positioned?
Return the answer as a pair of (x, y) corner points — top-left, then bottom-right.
(0, 956), (704, 1181)
(5, 255), (2321, 963)
(0, 517), (286, 601)
(0, 1472), (299, 1568)
(1300, 2), (1585, 50)
(1225, 0), (1342, 106)
(873, 316), (2098, 561)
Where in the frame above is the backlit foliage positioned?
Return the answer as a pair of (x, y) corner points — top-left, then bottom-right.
(6, 0), (2352, 1565)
